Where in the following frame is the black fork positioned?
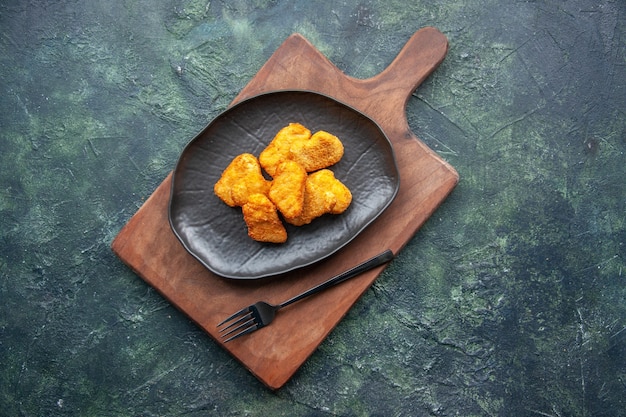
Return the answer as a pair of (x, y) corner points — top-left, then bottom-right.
(217, 249), (394, 342)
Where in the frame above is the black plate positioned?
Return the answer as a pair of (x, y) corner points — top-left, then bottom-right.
(169, 90), (399, 279)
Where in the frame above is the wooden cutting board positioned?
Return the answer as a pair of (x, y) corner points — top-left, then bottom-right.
(111, 27), (458, 390)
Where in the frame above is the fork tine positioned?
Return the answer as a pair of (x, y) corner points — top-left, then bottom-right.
(218, 311), (253, 333)
(217, 306), (251, 327)
(216, 305), (261, 342)
(222, 322), (261, 343)
(220, 314), (255, 338)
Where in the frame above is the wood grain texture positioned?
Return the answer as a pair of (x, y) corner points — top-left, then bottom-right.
(111, 27), (458, 390)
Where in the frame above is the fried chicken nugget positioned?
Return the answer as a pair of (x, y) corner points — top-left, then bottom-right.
(285, 169), (352, 226)
(214, 153), (271, 207)
(289, 130), (344, 172)
(259, 122), (311, 177)
(268, 160), (307, 219)
(242, 194), (287, 243)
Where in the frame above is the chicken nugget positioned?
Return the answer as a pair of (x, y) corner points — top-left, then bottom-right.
(242, 194), (287, 243)
(289, 130), (344, 172)
(285, 169), (352, 226)
(214, 153), (271, 207)
(259, 123), (311, 177)
(268, 160), (307, 219)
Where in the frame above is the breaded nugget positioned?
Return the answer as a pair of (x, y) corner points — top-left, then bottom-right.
(214, 123), (352, 244)
(289, 130), (344, 172)
(242, 194), (287, 243)
(214, 153), (271, 207)
(259, 123), (311, 177)
(268, 160), (307, 219)
(285, 169), (352, 226)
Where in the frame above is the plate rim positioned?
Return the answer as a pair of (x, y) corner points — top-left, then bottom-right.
(168, 89), (400, 279)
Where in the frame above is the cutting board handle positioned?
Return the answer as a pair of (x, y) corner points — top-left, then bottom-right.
(361, 27), (448, 112)
(235, 27), (448, 127)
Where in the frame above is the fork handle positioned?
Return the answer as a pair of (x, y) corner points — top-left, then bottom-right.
(278, 249), (394, 309)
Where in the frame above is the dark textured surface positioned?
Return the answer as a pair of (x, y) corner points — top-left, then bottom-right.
(1, 1), (624, 416)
